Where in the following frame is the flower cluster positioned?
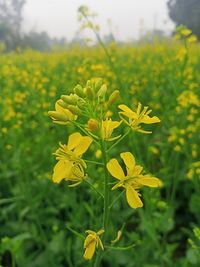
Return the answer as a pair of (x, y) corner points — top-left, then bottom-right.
(175, 25), (198, 43)
(48, 78), (161, 262)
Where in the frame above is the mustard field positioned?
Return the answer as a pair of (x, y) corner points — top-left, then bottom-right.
(0, 40), (200, 267)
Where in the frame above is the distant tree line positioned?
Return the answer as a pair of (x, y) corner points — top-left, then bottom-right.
(0, 0), (199, 52)
(0, 0), (67, 52)
(168, 0), (200, 38)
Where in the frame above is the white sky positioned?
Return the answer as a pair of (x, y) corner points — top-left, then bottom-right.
(22, 0), (175, 41)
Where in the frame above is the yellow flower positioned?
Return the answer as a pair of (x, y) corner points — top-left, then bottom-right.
(101, 118), (122, 141)
(52, 132), (93, 185)
(48, 101), (77, 125)
(187, 35), (198, 43)
(107, 152), (161, 208)
(118, 103), (160, 134)
(180, 28), (192, 37)
(83, 229), (104, 260)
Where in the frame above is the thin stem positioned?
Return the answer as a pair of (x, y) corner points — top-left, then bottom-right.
(94, 140), (110, 267)
(109, 190), (124, 209)
(101, 140), (110, 232)
(84, 159), (104, 166)
(84, 178), (104, 199)
(73, 122), (99, 146)
(82, 14), (123, 89)
(107, 128), (131, 153)
(66, 225), (85, 240)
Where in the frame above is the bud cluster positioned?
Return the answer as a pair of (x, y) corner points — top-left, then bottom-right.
(48, 78), (120, 126)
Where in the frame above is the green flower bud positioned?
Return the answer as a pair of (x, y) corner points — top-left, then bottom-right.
(84, 86), (94, 100)
(97, 84), (107, 98)
(67, 105), (81, 115)
(57, 99), (68, 109)
(48, 111), (70, 122)
(108, 90), (120, 105)
(77, 98), (86, 108)
(74, 84), (85, 98)
(61, 94), (79, 105)
(94, 78), (103, 91)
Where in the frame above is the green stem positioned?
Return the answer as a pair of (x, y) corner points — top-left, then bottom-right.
(94, 140), (109, 267)
(109, 190), (124, 209)
(107, 128), (131, 153)
(82, 14), (123, 89)
(84, 178), (104, 199)
(101, 140), (109, 233)
(73, 122), (99, 146)
(84, 159), (104, 166)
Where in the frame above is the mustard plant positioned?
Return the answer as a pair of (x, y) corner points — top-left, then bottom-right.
(48, 78), (161, 266)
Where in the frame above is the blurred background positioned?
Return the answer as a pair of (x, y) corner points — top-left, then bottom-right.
(0, 0), (200, 51)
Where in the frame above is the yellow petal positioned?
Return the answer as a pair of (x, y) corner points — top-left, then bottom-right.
(52, 160), (73, 183)
(125, 185), (143, 208)
(74, 136), (93, 156)
(83, 239), (96, 260)
(84, 234), (94, 247)
(101, 119), (121, 140)
(118, 104), (137, 119)
(107, 159), (125, 180)
(68, 132), (82, 150)
(56, 102), (69, 116)
(134, 165), (143, 176)
(136, 177), (161, 187)
(140, 115), (160, 124)
(120, 152), (135, 171)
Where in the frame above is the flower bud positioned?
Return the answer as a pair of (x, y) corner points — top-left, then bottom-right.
(74, 84), (85, 98)
(61, 94), (79, 105)
(57, 99), (68, 109)
(67, 105), (81, 115)
(77, 98), (86, 108)
(94, 78), (103, 91)
(48, 111), (69, 123)
(87, 118), (99, 133)
(108, 90), (120, 105)
(97, 84), (107, 98)
(84, 86), (94, 100)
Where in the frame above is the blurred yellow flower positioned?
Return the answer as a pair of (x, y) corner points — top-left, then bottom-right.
(107, 152), (161, 208)
(118, 103), (160, 134)
(53, 132), (93, 185)
(83, 229), (104, 260)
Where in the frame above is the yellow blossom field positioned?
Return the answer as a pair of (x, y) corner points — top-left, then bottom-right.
(0, 38), (200, 266)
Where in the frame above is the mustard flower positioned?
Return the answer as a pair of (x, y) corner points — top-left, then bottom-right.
(52, 132), (93, 185)
(83, 229), (104, 260)
(101, 118), (122, 141)
(48, 101), (77, 125)
(118, 103), (160, 134)
(107, 152), (161, 208)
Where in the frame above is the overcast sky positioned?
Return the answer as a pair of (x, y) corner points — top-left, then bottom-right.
(22, 0), (175, 41)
